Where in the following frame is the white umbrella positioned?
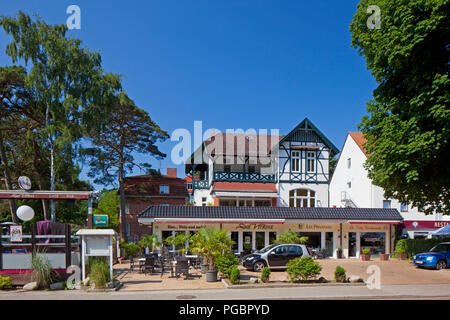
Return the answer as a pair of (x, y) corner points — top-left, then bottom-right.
(430, 224), (450, 236)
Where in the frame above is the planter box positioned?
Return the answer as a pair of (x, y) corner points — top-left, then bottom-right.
(397, 253), (408, 260)
(380, 254), (389, 261)
(361, 254), (371, 261)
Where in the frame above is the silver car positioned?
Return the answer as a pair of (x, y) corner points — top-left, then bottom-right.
(241, 243), (311, 272)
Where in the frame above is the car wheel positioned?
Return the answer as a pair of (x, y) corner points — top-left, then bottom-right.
(436, 260), (447, 270)
(253, 261), (266, 272)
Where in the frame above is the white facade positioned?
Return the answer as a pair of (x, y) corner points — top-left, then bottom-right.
(330, 133), (450, 238)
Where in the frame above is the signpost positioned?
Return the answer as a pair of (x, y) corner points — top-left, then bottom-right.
(93, 215), (108, 227)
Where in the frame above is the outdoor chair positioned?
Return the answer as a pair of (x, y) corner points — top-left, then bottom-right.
(141, 257), (155, 275)
(175, 259), (190, 278)
(129, 256), (137, 272)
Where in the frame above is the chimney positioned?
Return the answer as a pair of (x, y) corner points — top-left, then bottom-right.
(167, 168), (177, 178)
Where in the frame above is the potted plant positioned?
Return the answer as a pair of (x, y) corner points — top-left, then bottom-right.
(361, 248), (371, 261)
(336, 248), (343, 259)
(396, 247), (408, 260)
(380, 253), (389, 261)
(138, 234), (161, 254)
(191, 228), (234, 282)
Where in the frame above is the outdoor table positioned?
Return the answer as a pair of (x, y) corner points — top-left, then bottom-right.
(185, 255), (198, 269)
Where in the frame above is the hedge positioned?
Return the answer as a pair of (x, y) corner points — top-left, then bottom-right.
(395, 237), (450, 258)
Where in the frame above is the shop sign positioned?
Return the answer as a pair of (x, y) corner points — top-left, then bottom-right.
(167, 224), (207, 230)
(349, 224), (388, 231)
(235, 223), (274, 230)
(403, 220), (449, 229)
(297, 223), (334, 231)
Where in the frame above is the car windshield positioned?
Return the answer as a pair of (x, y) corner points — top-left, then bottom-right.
(430, 244), (449, 253)
(257, 244), (278, 254)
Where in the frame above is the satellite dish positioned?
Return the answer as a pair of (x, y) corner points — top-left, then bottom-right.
(18, 176), (31, 190)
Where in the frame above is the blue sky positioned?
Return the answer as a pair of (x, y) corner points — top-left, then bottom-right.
(0, 1), (376, 189)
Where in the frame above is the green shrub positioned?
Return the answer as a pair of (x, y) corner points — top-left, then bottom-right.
(395, 237), (450, 258)
(0, 276), (12, 290)
(286, 256), (322, 282)
(215, 253), (239, 279)
(31, 253), (53, 289)
(260, 267), (271, 283)
(230, 268), (240, 285)
(121, 242), (141, 259)
(89, 259), (111, 289)
(334, 266), (346, 283)
(362, 248), (370, 255)
(274, 230), (308, 244)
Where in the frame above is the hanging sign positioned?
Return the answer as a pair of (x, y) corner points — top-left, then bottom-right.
(10, 225), (23, 242)
(93, 215), (108, 226)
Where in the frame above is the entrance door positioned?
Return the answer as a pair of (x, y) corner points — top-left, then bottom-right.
(243, 232), (253, 254)
(255, 232), (265, 250)
(348, 232), (357, 257)
(325, 232), (333, 257)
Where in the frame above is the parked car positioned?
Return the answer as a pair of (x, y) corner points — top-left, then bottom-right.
(412, 242), (450, 270)
(241, 243), (310, 272)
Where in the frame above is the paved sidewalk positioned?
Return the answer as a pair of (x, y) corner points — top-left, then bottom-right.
(0, 284), (449, 300)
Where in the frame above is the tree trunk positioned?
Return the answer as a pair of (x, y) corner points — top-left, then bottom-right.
(0, 130), (18, 223)
(118, 152), (127, 243)
(50, 140), (55, 221)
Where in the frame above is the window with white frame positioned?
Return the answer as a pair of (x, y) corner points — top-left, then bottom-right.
(125, 203), (130, 214)
(201, 197), (207, 207)
(289, 189), (316, 208)
(306, 151), (316, 173)
(400, 203), (408, 212)
(159, 185), (169, 194)
(383, 200), (391, 209)
(291, 151), (300, 172)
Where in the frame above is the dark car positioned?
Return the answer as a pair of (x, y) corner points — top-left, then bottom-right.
(241, 243), (310, 272)
(412, 242), (450, 270)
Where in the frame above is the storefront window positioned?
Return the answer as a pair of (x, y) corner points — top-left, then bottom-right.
(360, 232), (385, 256)
(231, 232), (239, 252)
(219, 199), (237, 206)
(255, 232), (265, 250)
(269, 232), (277, 244)
(289, 189), (316, 207)
(298, 232), (321, 248)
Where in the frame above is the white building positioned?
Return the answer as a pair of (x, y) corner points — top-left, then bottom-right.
(330, 132), (450, 239)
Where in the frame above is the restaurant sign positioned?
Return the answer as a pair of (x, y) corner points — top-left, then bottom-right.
(297, 223), (335, 231)
(93, 215), (108, 227)
(167, 225), (207, 230)
(235, 223), (274, 230)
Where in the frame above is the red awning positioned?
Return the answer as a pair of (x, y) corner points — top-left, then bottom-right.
(349, 221), (400, 225)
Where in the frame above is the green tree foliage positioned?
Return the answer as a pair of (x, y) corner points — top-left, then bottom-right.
(0, 11), (119, 221)
(350, 0), (450, 214)
(274, 230), (308, 244)
(138, 234), (161, 252)
(286, 256), (322, 282)
(191, 228), (234, 270)
(83, 92), (169, 241)
(93, 190), (120, 229)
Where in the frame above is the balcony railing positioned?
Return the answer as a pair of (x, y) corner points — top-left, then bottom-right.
(213, 171), (275, 183)
(193, 180), (210, 189)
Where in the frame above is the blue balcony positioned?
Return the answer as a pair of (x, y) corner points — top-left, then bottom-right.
(213, 171), (275, 183)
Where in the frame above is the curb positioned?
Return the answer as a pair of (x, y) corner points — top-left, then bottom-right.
(87, 281), (123, 292)
(222, 278), (366, 289)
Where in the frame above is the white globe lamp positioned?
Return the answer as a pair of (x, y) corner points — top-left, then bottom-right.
(16, 205), (35, 222)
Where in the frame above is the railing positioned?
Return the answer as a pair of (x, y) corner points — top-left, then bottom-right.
(213, 171), (275, 183)
(193, 180), (210, 189)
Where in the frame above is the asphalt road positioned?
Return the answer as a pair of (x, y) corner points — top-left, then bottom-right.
(0, 284), (449, 300)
